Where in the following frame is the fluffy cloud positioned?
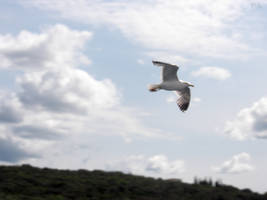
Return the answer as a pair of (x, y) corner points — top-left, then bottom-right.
(191, 67), (231, 80)
(0, 24), (91, 70)
(0, 92), (24, 123)
(166, 95), (176, 103)
(23, 0), (267, 59)
(224, 97), (267, 140)
(212, 153), (254, 174)
(192, 97), (201, 103)
(0, 24), (175, 165)
(146, 155), (185, 174)
(137, 59), (145, 65)
(106, 154), (185, 177)
(17, 68), (119, 114)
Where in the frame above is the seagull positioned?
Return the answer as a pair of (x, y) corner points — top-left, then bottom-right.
(148, 61), (194, 112)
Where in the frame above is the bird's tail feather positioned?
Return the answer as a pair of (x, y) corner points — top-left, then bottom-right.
(148, 84), (160, 92)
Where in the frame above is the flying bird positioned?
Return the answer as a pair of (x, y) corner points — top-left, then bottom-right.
(149, 61), (194, 112)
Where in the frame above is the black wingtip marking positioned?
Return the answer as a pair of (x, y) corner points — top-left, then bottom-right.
(177, 101), (189, 112)
(152, 60), (161, 65)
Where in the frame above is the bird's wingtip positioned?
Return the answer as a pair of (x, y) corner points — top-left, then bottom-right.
(152, 60), (179, 68)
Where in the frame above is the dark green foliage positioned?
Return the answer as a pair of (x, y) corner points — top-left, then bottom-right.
(0, 164), (266, 200)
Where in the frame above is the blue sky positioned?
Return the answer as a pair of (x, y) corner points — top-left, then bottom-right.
(1, 0), (267, 193)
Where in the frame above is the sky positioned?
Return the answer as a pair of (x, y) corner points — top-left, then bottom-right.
(1, 0), (267, 193)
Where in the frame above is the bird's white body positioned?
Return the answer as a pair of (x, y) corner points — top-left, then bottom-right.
(149, 61), (194, 112)
(160, 80), (187, 91)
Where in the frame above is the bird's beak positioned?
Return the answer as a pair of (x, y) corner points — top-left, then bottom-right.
(190, 84), (194, 87)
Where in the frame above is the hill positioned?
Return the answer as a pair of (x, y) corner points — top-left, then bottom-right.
(0, 164), (266, 200)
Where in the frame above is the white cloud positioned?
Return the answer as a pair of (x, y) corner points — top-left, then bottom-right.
(106, 154), (185, 177)
(191, 67), (231, 80)
(212, 152), (254, 174)
(0, 24), (177, 165)
(0, 92), (24, 123)
(0, 24), (92, 70)
(137, 59), (145, 65)
(166, 95), (176, 103)
(17, 68), (119, 113)
(224, 97), (267, 140)
(22, 0), (267, 59)
(192, 97), (201, 103)
(146, 155), (185, 174)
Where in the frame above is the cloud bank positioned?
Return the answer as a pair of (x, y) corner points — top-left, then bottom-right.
(0, 24), (170, 165)
(22, 0), (267, 60)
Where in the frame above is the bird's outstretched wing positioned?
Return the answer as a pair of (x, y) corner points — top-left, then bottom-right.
(176, 87), (191, 112)
(152, 60), (179, 82)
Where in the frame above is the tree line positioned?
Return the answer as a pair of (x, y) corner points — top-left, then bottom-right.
(0, 164), (266, 200)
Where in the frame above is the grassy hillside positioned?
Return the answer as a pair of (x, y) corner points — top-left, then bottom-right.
(0, 164), (266, 200)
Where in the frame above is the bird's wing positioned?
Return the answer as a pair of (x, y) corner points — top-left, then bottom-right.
(152, 60), (179, 82)
(176, 87), (191, 112)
